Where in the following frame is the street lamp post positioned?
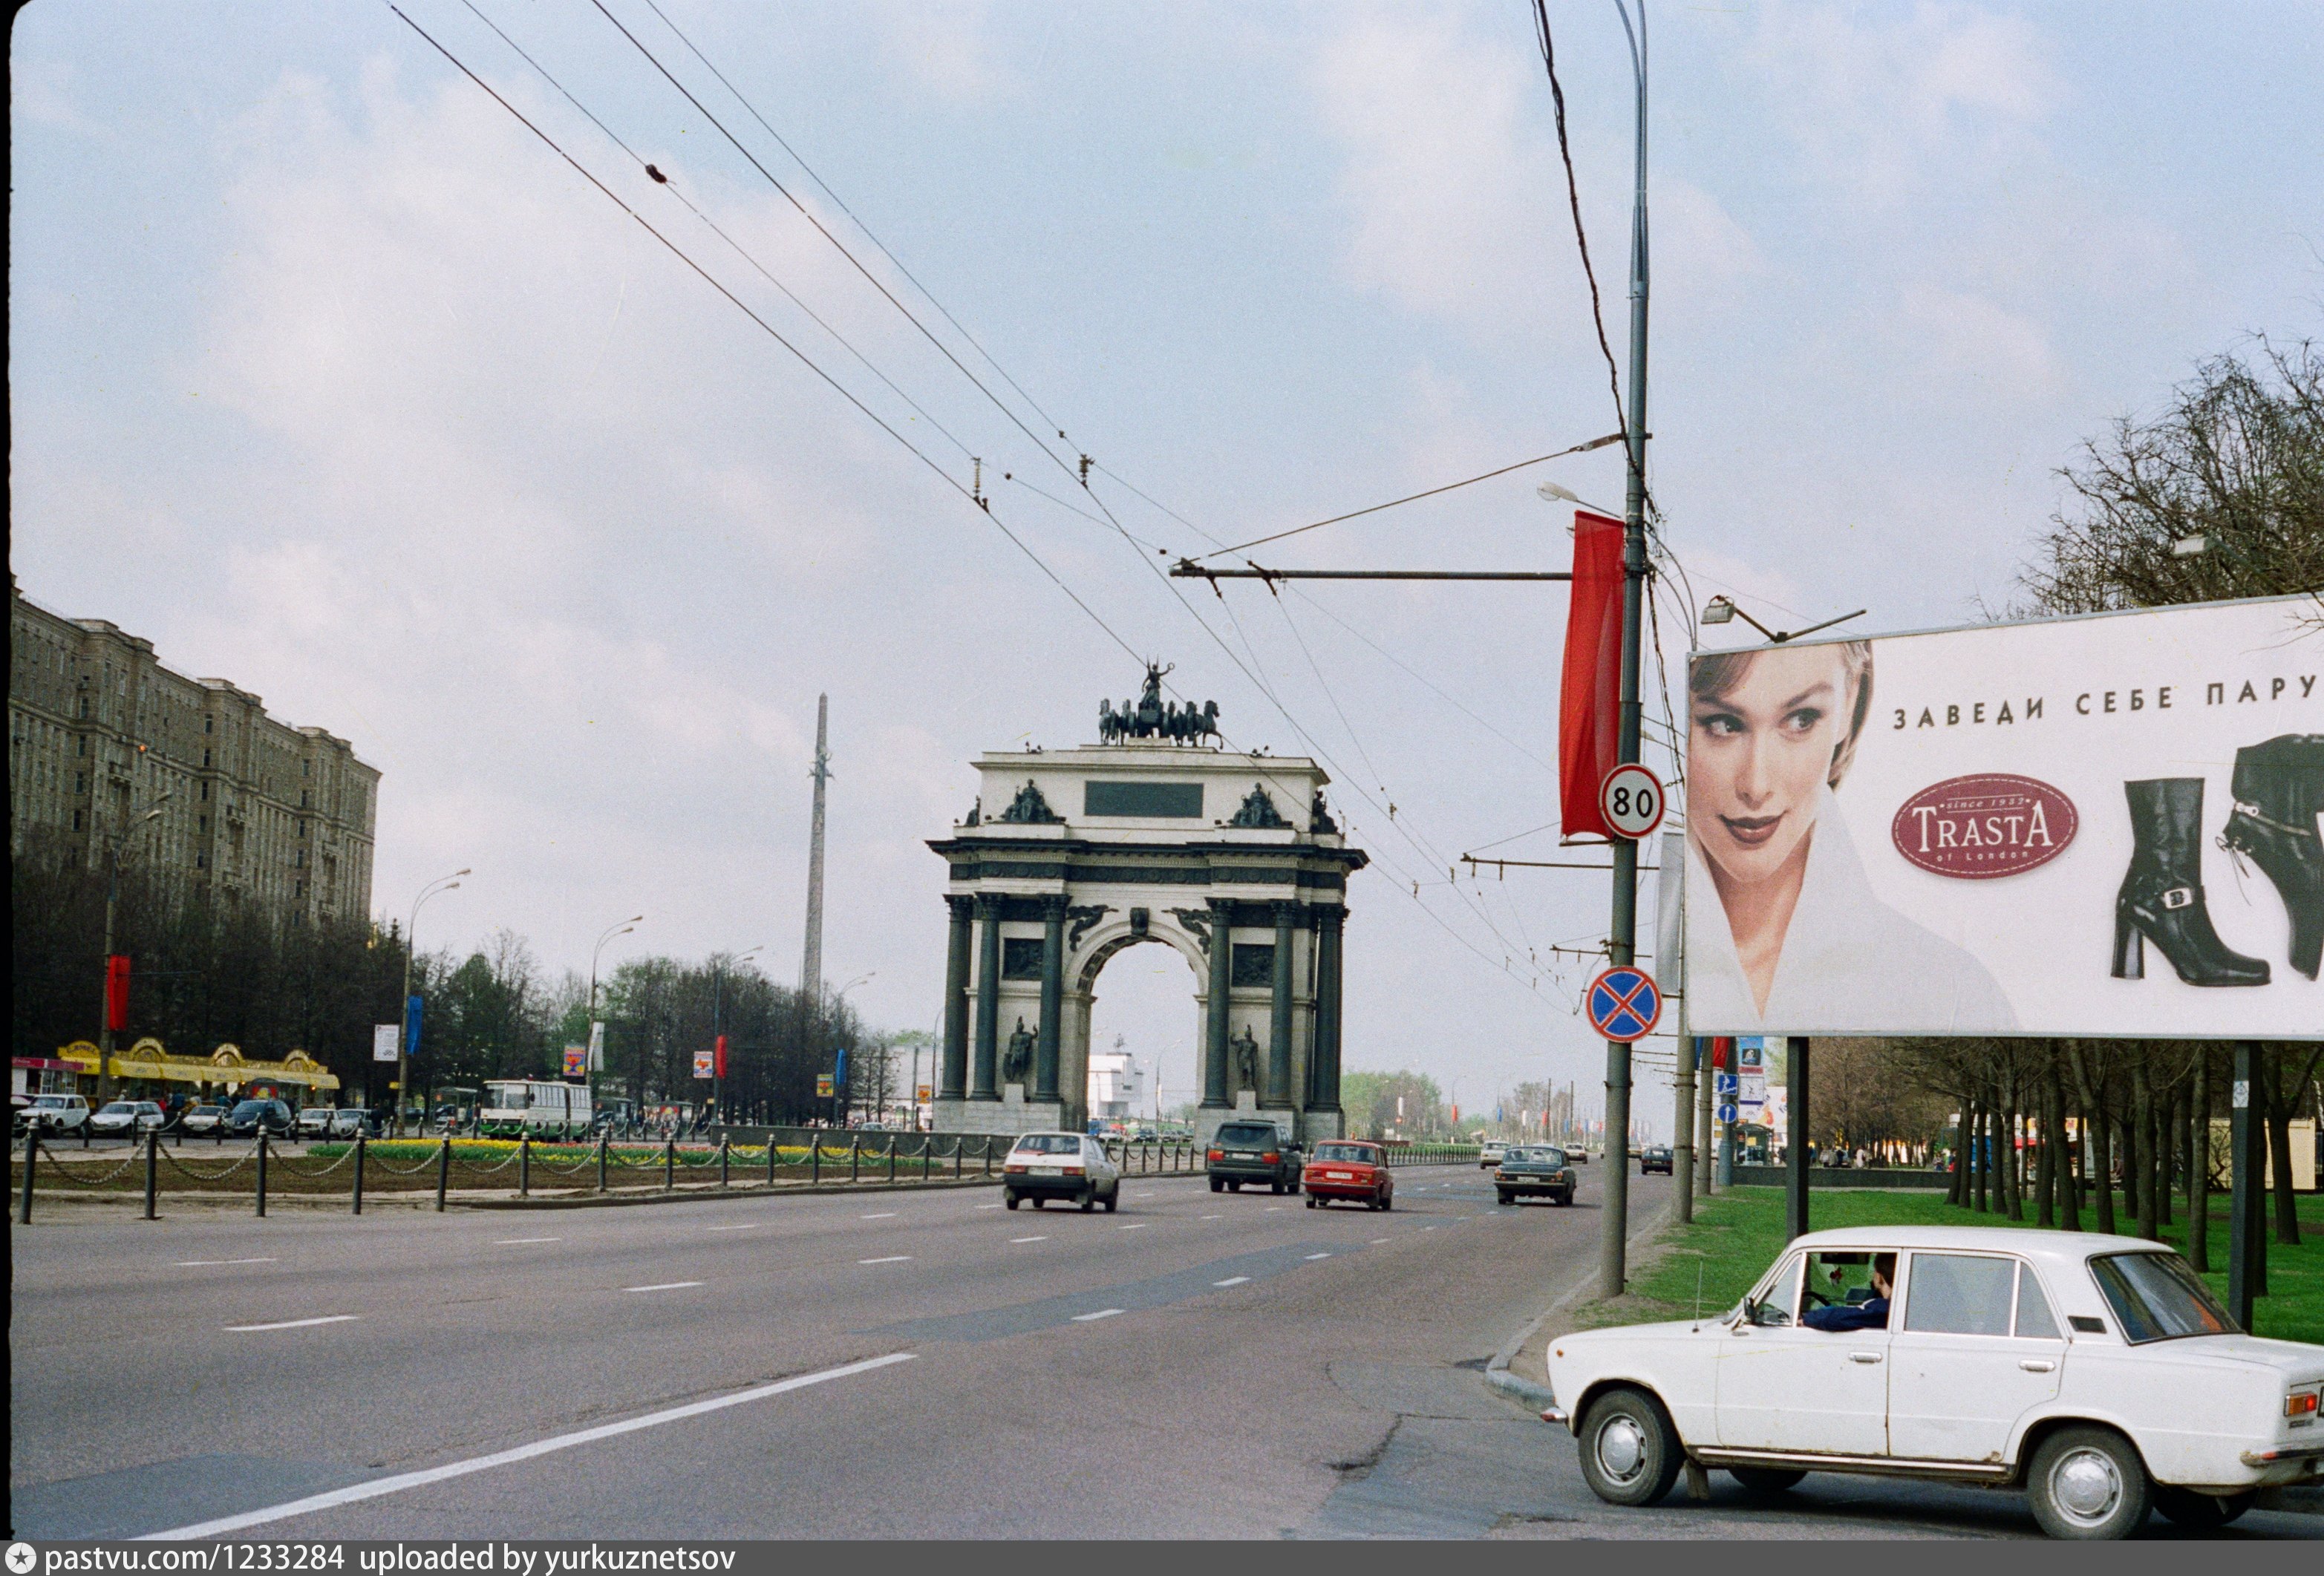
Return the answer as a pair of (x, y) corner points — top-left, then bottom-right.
(97, 795), (172, 1105)
(589, 915), (643, 1124)
(396, 869), (469, 1137)
(711, 944), (768, 1125)
(829, 972), (875, 1125)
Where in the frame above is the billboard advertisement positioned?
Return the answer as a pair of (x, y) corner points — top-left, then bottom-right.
(1680, 595), (2320, 1039)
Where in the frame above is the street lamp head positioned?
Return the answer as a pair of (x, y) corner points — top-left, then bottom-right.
(1700, 595), (1737, 625)
(2172, 534), (2209, 558)
(1536, 481), (1582, 505)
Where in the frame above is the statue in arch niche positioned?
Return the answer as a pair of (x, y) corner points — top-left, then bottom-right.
(1230, 1024), (1262, 1097)
(1002, 1017), (1037, 1088)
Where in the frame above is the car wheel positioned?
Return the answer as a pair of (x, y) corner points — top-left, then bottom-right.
(1270, 1180), (1283, 1196)
(1080, 1188), (1096, 1214)
(2027, 1425), (2151, 1540)
(1005, 1192), (1020, 1210)
(1031, 1197), (1045, 1209)
(1103, 1188), (1118, 1214)
(1576, 1387), (1684, 1508)
(2152, 1485), (2254, 1529)
(1210, 1177), (1223, 1193)
(1498, 1191), (1515, 1206)
(1228, 1180), (1241, 1192)
(1728, 1467), (1806, 1495)
(1305, 1196), (1318, 1209)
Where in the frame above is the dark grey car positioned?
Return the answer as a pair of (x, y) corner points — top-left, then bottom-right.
(1206, 1121), (1302, 1194)
(1495, 1144), (1576, 1206)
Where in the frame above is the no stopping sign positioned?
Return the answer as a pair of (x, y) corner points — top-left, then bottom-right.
(1599, 764), (1665, 840)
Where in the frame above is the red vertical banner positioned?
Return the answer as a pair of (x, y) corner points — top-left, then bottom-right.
(1558, 509), (1626, 841)
(105, 955), (132, 1031)
(1711, 1036), (1733, 1070)
(714, 1034), (729, 1079)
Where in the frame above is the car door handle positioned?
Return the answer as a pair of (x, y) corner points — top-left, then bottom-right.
(2019, 1358), (2055, 1373)
(1849, 1353), (1882, 1364)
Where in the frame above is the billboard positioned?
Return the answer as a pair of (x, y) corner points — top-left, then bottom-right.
(1680, 595), (2320, 1039)
(692, 1049), (714, 1079)
(373, 1024), (401, 1063)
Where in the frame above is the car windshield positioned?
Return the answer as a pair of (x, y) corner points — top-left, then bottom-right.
(99, 1102), (136, 1114)
(2089, 1252), (2238, 1342)
(230, 1102), (271, 1118)
(1313, 1143), (1374, 1162)
(36, 1096), (71, 1108)
(1014, 1134), (1081, 1155)
(1523, 1147), (1568, 1165)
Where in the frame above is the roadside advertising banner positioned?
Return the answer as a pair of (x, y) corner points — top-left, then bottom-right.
(587, 1019), (606, 1070)
(692, 1049), (714, 1079)
(373, 1024), (400, 1063)
(1680, 594), (2320, 1039)
(562, 1044), (587, 1077)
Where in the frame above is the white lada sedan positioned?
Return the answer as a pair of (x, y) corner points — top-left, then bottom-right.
(1543, 1226), (2323, 1539)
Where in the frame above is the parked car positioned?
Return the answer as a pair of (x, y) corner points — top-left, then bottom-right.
(1495, 1145), (1576, 1206)
(22, 1093), (92, 1136)
(1640, 1144), (1674, 1175)
(295, 1105), (336, 1140)
(1002, 1131), (1121, 1212)
(1304, 1140), (1394, 1211)
(1544, 1226), (2324, 1539)
(325, 1108), (376, 1139)
(1478, 1140), (1509, 1169)
(1205, 1120), (1303, 1194)
(225, 1099), (296, 1137)
(88, 1099), (167, 1138)
(180, 1102), (231, 1136)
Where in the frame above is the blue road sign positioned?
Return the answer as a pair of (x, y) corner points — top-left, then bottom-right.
(1714, 1071), (1740, 1096)
(1717, 1102), (1739, 1125)
(1585, 966), (1662, 1043)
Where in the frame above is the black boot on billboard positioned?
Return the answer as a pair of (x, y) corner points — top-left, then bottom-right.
(2112, 778), (2270, 986)
(2219, 733), (2324, 980)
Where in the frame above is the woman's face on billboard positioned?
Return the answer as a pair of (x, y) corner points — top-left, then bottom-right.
(1688, 646), (1853, 889)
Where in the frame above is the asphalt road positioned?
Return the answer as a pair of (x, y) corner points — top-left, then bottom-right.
(10, 1163), (2314, 1541)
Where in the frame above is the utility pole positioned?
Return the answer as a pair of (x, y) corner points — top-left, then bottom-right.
(801, 694), (830, 1005)
(1600, 2), (1651, 1301)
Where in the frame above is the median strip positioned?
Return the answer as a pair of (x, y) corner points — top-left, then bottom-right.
(140, 1353), (918, 1540)
(226, 1315), (358, 1332)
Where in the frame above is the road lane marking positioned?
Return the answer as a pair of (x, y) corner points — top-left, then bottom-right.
(975, 1203), (1004, 1210)
(1212, 1276), (1250, 1287)
(1423, 1226), (1436, 1231)
(1009, 1235), (1048, 1244)
(176, 1258), (278, 1267)
(1200, 1214), (1222, 1220)
(860, 1212), (897, 1220)
(225, 1315), (358, 1332)
(494, 1237), (561, 1245)
(858, 1255), (912, 1265)
(1371, 1237), (1391, 1243)
(1304, 1252), (1331, 1261)
(1117, 1222), (1148, 1230)
(1071, 1308), (1124, 1322)
(1132, 1191), (1155, 1197)
(624, 1281), (703, 1292)
(703, 1223), (759, 1232)
(1264, 1206), (1284, 1212)
(140, 1352), (918, 1540)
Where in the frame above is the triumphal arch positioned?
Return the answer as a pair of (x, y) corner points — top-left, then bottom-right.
(927, 664), (1366, 1145)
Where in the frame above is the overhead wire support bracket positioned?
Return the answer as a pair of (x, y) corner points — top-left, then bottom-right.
(1171, 562), (1572, 583)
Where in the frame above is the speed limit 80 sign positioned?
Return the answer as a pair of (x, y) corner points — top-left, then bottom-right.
(1599, 764), (1666, 840)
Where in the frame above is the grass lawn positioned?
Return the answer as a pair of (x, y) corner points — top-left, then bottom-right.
(1576, 1186), (2324, 1347)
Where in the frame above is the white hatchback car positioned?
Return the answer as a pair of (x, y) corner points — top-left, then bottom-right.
(1001, 1131), (1122, 1212)
(1545, 1226), (2324, 1539)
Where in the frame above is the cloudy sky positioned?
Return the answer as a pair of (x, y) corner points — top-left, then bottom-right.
(13, 1), (2321, 1130)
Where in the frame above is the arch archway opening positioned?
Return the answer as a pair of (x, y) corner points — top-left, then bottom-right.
(1080, 936), (1202, 1128)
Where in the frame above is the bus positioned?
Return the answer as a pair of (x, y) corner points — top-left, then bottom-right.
(480, 1079), (593, 1140)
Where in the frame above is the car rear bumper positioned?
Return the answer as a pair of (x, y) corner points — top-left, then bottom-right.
(1207, 1163), (1287, 1182)
(1305, 1180), (1383, 1199)
(1006, 1173), (1100, 1197)
(1495, 1177), (1571, 1194)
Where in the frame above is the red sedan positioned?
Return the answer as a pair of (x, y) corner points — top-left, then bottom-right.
(1302, 1140), (1394, 1211)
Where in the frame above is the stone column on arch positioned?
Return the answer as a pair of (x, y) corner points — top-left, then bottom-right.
(1267, 900), (1296, 1106)
(970, 894), (1002, 1100)
(1036, 895), (1065, 1102)
(1202, 897), (1234, 1108)
(1309, 904), (1345, 1113)
(941, 895), (973, 1100)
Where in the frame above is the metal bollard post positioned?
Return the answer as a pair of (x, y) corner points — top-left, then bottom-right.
(887, 1137), (897, 1186)
(353, 1134), (366, 1216)
(664, 1137), (675, 1192)
(923, 1137), (932, 1183)
(598, 1128), (610, 1194)
(850, 1134), (861, 1185)
(255, 1132), (270, 1217)
(18, 1131), (38, 1224)
(811, 1137), (821, 1187)
(766, 1136), (777, 1189)
(520, 1135), (531, 1198)
(953, 1137), (963, 1180)
(985, 1135), (995, 1177)
(434, 1135), (451, 1212)
(143, 1131), (160, 1220)
(719, 1137), (730, 1190)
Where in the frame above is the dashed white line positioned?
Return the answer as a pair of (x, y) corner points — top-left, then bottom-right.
(858, 1255), (911, 1265)
(176, 1258), (278, 1267)
(494, 1237), (561, 1246)
(140, 1353), (918, 1540)
(1305, 1252), (1331, 1261)
(860, 1212), (897, 1220)
(703, 1223), (759, 1232)
(624, 1281), (703, 1292)
(226, 1315), (358, 1332)
(1212, 1276), (1250, 1287)
(1117, 1222), (1148, 1230)
(1132, 1191), (1155, 1197)
(1265, 1206), (1284, 1212)
(1071, 1308), (1125, 1322)
(1200, 1214), (1223, 1220)
(1010, 1235), (1048, 1244)
(974, 1203), (1005, 1210)
(1371, 1237), (1392, 1244)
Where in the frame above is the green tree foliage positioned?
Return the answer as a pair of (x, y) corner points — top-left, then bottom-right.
(1341, 1067), (1448, 1139)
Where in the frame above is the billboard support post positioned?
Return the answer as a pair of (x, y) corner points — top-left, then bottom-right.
(1673, 1040), (1696, 1222)
(1786, 1037), (1811, 1242)
(2227, 1040), (2259, 1328)
(1694, 1039), (1714, 1197)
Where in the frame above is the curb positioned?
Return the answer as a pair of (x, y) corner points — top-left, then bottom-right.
(1481, 1181), (1679, 1416)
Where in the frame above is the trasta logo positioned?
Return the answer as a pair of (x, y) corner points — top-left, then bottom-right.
(1890, 774), (2077, 879)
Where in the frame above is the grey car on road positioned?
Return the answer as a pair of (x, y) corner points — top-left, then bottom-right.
(1206, 1120), (1302, 1194)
